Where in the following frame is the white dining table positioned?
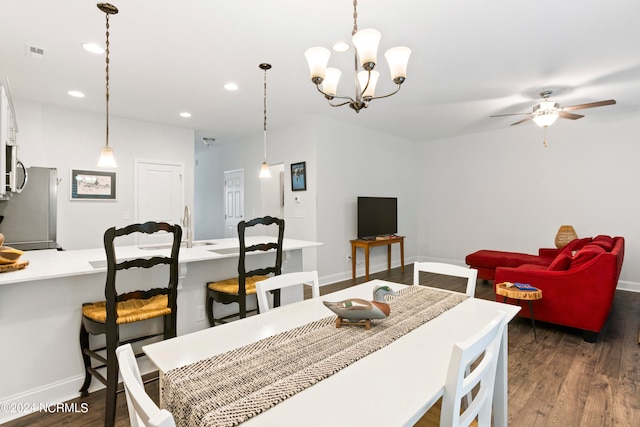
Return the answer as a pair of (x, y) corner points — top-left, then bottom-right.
(143, 279), (520, 426)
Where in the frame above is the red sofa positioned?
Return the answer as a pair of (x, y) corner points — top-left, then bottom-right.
(465, 248), (556, 281)
(493, 235), (624, 342)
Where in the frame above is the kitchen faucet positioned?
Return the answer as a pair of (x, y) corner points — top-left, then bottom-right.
(183, 205), (192, 248)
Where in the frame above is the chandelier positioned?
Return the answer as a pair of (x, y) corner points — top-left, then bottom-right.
(304, 0), (411, 113)
(96, 3), (118, 168)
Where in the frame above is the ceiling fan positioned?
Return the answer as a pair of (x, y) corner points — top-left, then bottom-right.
(491, 90), (616, 128)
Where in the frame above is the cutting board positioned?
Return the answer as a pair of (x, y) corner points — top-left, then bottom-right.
(0, 259), (29, 273)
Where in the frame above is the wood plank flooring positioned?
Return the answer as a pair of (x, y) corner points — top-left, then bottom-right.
(4, 264), (639, 426)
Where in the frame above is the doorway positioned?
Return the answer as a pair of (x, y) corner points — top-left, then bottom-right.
(223, 169), (244, 238)
(135, 160), (184, 245)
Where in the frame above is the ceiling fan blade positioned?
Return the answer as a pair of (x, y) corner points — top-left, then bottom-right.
(562, 99), (616, 111)
(558, 111), (584, 120)
(510, 116), (533, 126)
(490, 112), (530, 117)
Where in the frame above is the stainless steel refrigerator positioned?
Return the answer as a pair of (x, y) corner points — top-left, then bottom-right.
(0, 167), (58, 250)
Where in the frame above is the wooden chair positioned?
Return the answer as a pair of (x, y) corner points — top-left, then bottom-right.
(255, 270), (319, 313)
(415, 312), (507, 427)
(413, 262), (478, 297)
(206, 216), (284, 326)
(116, 344), (176, 427)
(79, 222), (181, 427)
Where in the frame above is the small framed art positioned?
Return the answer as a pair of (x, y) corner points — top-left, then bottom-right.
(290, 161), (306, 191)
(71, 169), (117, 200)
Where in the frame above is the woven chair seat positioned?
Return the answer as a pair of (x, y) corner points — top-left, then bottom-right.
(82, 294), (171, 324)
(207, 275), (269, 295)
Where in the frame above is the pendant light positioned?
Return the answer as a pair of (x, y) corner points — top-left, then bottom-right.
(97, 3), (118, 168)
(259, 63), (272, 179)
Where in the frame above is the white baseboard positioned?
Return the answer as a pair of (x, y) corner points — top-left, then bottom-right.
(0, 359), (157, 424)
(319, 256), (419, 287)
(616, 280), (640, 293)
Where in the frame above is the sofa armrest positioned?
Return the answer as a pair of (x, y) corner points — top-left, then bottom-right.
(538, 247), (560, 258)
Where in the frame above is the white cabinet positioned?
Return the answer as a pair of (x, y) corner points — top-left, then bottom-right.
(0, 76), (21, 200)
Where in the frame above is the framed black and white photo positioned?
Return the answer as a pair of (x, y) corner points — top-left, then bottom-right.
(71, 169), (117, 200)
(290, 161), (306, 191)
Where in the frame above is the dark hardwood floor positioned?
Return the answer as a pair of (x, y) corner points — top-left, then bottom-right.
(5, 265), (639, 426)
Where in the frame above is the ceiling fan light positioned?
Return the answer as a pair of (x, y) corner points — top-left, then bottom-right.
(322, 68), (342, 97)
(384, 46), (411, 84)
(352, 28), (381, 70)
(357, 70), (379, 98)
(533, 112), (559, 127)
(304, 47), (331, 83)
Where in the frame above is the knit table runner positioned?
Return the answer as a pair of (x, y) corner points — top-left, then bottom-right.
(162, 285), (468, 427)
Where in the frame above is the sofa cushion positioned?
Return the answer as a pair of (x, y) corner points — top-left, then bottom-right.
(591, 235), (614, 251)
(549, 253), (572, 271)
(558, 237), (592, 257)
(571, 245), (606, 268)
(518, 264), (548, 271)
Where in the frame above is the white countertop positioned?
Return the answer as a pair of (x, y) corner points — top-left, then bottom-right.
(0, 237), (322, 286)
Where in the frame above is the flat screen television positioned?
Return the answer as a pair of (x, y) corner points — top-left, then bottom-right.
(357, 196), (397, 239)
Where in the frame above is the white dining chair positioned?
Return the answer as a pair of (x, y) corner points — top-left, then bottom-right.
(440, 311), (507, 427)
(115, 344), (176, 427)
(256, 270), (320, 313)
(413, 262), (478, 297)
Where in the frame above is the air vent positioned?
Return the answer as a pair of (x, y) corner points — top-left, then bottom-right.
(25, 44), (45, 58)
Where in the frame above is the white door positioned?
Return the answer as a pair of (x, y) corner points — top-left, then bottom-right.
(224, 169), (244, 238)
(136, 160), (184, 245)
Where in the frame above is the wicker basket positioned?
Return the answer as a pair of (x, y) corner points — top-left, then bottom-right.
(554, 225), (578, 248)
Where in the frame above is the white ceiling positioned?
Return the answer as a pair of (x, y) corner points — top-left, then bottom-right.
(1, 0), (639, 144)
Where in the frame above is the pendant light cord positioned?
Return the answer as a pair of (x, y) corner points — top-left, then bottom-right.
(263, 66), (267, 161)
(105, 12), (111, 149)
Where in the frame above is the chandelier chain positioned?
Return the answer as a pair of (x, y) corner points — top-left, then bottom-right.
(352, 0), (358, 36)
(263, 68), (267, 133)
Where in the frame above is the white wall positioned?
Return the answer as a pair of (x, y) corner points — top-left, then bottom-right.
(14, 101), (194, 250)
(417, 113), (640, 289)
(194, 118), (320, 271)
(194, 115), (421, 281)
(315, 118), (419, 283)
(194, 142), (225, 239)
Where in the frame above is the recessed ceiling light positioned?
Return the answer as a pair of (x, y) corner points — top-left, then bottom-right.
(332, 41), (350, 52)
(82, 43), (104, 54)
(179, 112), (192, 118)
(224, 83), (239, 91)
(68, 90), (85, 98)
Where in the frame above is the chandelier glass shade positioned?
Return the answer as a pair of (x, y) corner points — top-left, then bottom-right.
(304, 0), (410, 113)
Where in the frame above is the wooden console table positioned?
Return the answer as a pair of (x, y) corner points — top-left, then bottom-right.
(350, 236), (405, 281)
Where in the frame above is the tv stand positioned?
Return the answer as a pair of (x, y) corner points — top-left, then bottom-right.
(350, 236), (405, 281)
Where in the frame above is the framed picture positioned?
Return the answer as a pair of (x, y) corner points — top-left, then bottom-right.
(290, 161), (307, 191)
(71, 169), (117, 200)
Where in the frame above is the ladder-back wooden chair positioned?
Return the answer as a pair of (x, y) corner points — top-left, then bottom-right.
(79, 222), (181, 427)
(206, 216), (284, 326)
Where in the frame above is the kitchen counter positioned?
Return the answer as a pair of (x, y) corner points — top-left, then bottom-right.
(0, 236), (321, 286)
(0, 236), (321, 424)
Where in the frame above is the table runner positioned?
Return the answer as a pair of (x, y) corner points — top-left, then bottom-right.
(162, 285), (467, 427)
